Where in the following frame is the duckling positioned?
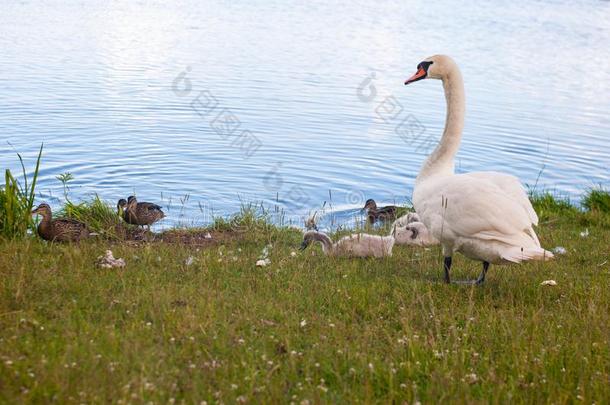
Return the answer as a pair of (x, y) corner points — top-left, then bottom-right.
(363, 199), (398, 224)
(31, 203), (93, 242)
(123, 195), (165, 229)
(300, 230), (401, 258)
(393, 221), (439, 247)
(392, 212), (421, 229)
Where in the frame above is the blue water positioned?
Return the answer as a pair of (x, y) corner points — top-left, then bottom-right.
(1, 0), (609, 228)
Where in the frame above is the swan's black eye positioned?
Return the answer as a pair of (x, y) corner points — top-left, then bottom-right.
(419, 61), (434, 72)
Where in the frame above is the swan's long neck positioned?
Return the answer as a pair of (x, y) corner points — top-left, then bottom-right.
(313, 232), (334, 254)
(416, 65), (465, 182)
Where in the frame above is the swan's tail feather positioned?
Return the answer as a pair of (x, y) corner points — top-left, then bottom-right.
(501, 247), (555, 263)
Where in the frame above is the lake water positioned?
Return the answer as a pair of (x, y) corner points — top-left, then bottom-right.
(2, 0), (609, 228)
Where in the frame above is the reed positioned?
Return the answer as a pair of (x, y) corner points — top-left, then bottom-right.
(0, 144), (43, 239)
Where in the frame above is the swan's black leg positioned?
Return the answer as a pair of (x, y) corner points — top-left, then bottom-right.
(450, 260), (489, 285)
(476, 262), (490, 285)
(443, 256), (452, 284)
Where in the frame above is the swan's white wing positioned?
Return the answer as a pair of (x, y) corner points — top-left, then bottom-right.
(418, 175), (540, 248)
(466, 171), (538, 226)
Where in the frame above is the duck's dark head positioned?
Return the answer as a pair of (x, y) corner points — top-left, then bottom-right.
(32, 203), (52, 218)
(126, 195), (138, 209)
(363, 199), (377, 211)
(117, 199), (128, 212)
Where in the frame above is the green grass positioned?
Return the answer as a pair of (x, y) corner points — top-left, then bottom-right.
(529, 191), (578, 222)
(56, 195), (123, 238)
(583, 187), (610, 213)
(1, 197), (609, 403)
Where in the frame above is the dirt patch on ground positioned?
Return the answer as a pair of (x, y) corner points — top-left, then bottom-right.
(155, 229), (246, 246)
(112, 225), (246, 247)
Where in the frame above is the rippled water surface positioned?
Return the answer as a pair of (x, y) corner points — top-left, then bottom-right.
(2, 0), (609, 227)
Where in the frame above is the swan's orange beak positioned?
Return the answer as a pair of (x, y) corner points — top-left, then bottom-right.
(404, 67), (427, 85)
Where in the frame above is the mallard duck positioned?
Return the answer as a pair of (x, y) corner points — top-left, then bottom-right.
(31, 203), (93, 242)
(120, 195), (165, 229)
(362, 199), (398, 224)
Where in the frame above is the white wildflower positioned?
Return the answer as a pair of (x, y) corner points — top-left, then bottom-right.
(300, 319), (307, 328)
(553, 246), (567, 255)
(184, 256), (195, 266)
(580, 229), (589, 238)
(540, 280), (558, 286)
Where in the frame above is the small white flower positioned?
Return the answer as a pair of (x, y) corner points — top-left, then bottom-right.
(184, 256), (194, 266)
(541, 280), (558, 286)
(204, 232), (212, 239)
(290, 251), (297, 257)
(256, 259), (271, 267)
(553, 246), (567, 255)
(300, 319), (307, 327)
(580, 229), (589, 238)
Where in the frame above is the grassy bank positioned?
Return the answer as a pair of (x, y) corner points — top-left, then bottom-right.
(1, 192), (609, 403)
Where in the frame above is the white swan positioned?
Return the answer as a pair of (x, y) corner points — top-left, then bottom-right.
(393, 221), (439, 247)
(300, 230), (404, 258)
(404, 55), (553, 284)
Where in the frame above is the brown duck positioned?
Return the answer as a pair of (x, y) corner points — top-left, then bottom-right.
(31, 203), (93, 242)
(118, 196), (165, 229)
(363, 199), (398, 224)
